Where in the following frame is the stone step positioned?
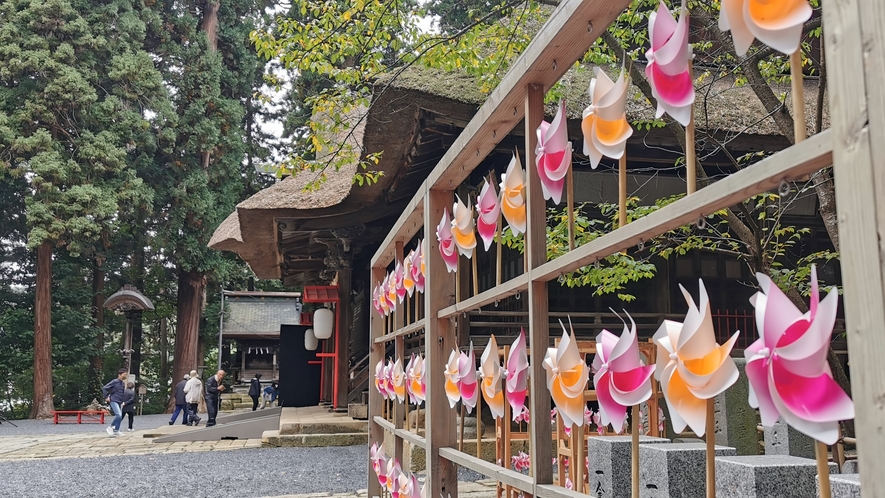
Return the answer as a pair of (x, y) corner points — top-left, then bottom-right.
(279, 420), (367, 435)
(261, 430), (368, 448)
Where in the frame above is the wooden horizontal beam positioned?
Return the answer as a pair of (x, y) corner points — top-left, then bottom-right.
(373, 416), (427, 450)
(438, 447), (534, 494)
(371, 183), (427, 266)
(437, 274), (529, 320)
(535, 484), (595, 498)
(370, 0), (633, 268)
(533, 129), (833, 282)
(373, 319), (427, 344)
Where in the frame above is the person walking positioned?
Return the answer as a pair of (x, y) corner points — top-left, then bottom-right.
(121, 382), (137, 432)
(248, 373), (262, 411)
(169, 374), (190, 425)
(204, 369), (225, 427)
(102, 368), (128, 436)
(183, 369), (202, 426)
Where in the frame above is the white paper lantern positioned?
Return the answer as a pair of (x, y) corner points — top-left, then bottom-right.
(313, 307), (334, 339)
(304, 328), (318, 351)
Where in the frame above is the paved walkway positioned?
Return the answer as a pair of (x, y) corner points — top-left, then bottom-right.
(268, 479), (498, 498)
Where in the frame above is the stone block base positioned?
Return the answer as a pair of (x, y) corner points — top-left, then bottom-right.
(821, 474), (861, 498)
(588, 436), (670, 498)
(640, 443), (736, 497)
(716, 455), (837, 498)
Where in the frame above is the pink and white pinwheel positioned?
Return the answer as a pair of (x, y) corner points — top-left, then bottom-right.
(410, 242), (426, 293)
(444, 349), (463, 409)
(459, 342), (480, 414)
(387, 272), (398, 312)
(393, 470), (420, 498)
(745, 266), (854, 444)
(394, 260), (406, 303)
(646, 0), (695, 127)
(500, 153), (527, 236)
(719, 0), (812, 57)
(592, 312), (656, 433)
(379, 277), (390, 316)
(374, 360), (389, 399)
(506, 329), (529, 420)
(535, 100), (571, 205)
(451, 196), (477, 259)
(543, 320), (590, 428)
(370, 442), (389, 487)
(653, 280), (739, 436)
(402, 252), (415, 297)
(372, 284), (383, 316)
(476, 179), (502, 251)
(406, 354), (426, 405)
(436, 209), (459, 273)
(582, 67), (633, 169)
(391, 358), (406, 403)
(385, 457), (402, 495)
(480, 335), (506, 419)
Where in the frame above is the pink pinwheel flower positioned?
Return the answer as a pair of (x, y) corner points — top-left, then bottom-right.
(584, 407), (595, 426)
(394, 260), (406, 303)
(406, 354), (426, 405)
(375, 360), (389, 399)
(500, 153), (526, 235)
(582, 67), (633, 169)
(550, 408), (558, 425)
(719, 0), (812, 57)
(391, 358), (406, 404)
(506, 329), (529, 420)
(394, 470), (418, 498)
(402, 252), (415, 297)
(511, 451), (530, 473)
(592, 411), (605, 435)
(535, 100), (571, 204)
(476, 179), (502, 251)
(745, 266), (854, 445)
(459, 342), (480, 414)
(480, 335), (506, 419)
(444, 349), (463, 409)
(451, 196), (477, 259)
(379, 276), (391, 316)
(543, 319), (590, 428)
(372, 284), (383, 316)
(385, 458), (402, 494)
(658, 406), (666, 433)
(387, 272), (398, 312)
(370, 442), (389, 487)
(646, 0), (695, 127)
(410, 241), (425, 293)
(565, 478), (574, 491)
(513, 408), (530, 424)
(592, 311), (656, 434)
(436, 209), (459, 273)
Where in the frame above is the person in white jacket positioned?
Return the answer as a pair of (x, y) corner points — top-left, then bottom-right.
(183, 370), (203, 426)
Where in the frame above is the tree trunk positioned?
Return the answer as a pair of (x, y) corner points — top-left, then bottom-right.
(130, 244), (145, 384)
(159, 317), (169, 383)
(31, 241), (54, 419)
(88, 258), (105, 400)
(172, 267), (204, 401)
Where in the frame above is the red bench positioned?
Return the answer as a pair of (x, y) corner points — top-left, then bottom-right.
(52, 410), (106, 424)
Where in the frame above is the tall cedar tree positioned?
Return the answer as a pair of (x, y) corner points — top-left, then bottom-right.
(0, 0), (167, 418)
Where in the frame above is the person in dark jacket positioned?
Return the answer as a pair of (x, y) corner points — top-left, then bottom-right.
(204, 370), (225, 427)
(248, 373), (262, 411)
(121, 382), (137, 431)
(102, 368), (128, 436)
(169, 374), (190, 425)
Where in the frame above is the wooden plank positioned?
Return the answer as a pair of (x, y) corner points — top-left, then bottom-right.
(424, 189), (458, 498)
(824, 0), (885, 493)
(368, 266), (386, 497)
(525, 83), (553, 486)
(439, 448), (535, 494)
(394, 241), (406, 464)
(374, 416), (428, 449)
(373, 320), (427, 344)
(532, 130), (833, 283)
(535, 484), (595, 498)
(371, 183), (427, 267)
(372, 0), (634, 267)
(437, 274), (529, 320)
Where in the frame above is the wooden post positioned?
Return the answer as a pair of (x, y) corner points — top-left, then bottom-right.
(496, 209), (503, 286)
(425, 189), (458, 498)
(567, 150), (576, 251)
(816, 441), (832, 498)
(525, 83), (553, 487)
(472, 255), (479, 297)
(460, 403), (466, 452)
(477, 390), (483, 459)
(790, 50), (807, 144)
(368, 266), (386, 497)
(823, 0), (885, 495)
(336, 264), (353, 409)
(394, 241), (405, 465)
(632, 404), (640, 498)
(706, 399), (715, 498)
(686, 65), (696, 195)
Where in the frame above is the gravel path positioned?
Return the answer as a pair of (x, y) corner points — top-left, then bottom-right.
(0, 445), (485, 498)
(0, 413), (176, 436)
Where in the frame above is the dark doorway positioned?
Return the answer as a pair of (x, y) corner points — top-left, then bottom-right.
(278, 325), (321, 407)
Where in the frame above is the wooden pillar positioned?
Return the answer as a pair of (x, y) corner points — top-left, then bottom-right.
(425, 189), (458, 498)
(368, 267), (386, 497)
(525, 83), (553, 487)
(394, 242), (406, 463)
(824, 0), (885, 493)
(335, 264), (353, 410)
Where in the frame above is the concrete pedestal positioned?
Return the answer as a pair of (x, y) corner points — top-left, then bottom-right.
(587, 436), (670, 498)
(764, 418), (815, 458)
(639, 443), (736, 497)
(716, 454), (837, 498)
(821, 474), (861, 498)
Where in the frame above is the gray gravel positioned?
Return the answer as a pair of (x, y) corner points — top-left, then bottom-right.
(0, 445), (485, 498)
(0, 414), (177, 436)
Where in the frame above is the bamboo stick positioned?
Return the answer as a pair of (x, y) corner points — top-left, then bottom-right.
(619, 154), (628, 228)
(706, 398), (715, 498)
(632, 404), (640, 498)
(477, 391), (483, 458)
(791, 50), (807, 143)
(459, 403), (466, 452)
(472, 254), (479, 297)
(816, 441), (832, 498)
(495, 171), (503, 286)
(686, 64), (696, 195)
(567, 151), (575, 251)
